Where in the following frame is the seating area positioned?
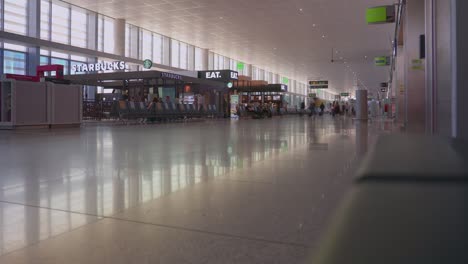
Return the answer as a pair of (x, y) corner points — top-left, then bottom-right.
(111, 101), (223, 122)
(237, 105), (302, 118)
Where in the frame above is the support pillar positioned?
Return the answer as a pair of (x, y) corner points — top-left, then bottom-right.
(114, 19), (126, 57)
(356, 89), (368, 120)
(404, 0), (426, 133)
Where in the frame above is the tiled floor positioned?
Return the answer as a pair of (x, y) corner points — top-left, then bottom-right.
(0, 116), (394, 263)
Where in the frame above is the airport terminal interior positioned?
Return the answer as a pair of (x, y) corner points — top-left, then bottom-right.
(0, 0), (467, 263)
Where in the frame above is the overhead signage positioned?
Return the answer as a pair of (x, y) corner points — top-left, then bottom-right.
(198, 70), (239, 82)
(161, 72), (183, 80)
(237, 62), (245, 71)
(366, 6), (395, 24)
(309, 93), (317, 98)
(282, 77), (289, 85)
(143, 59), (153, 69)
(375, 56), (390, 66)
(380, 88), (387, 93)
(72, 61), (126, 73)
(340, 93), (350, 97)
(309, 80), (329, 89)
(227, 82), (234, 88)
(380, 82), (388, 88)
(281, 84), (287, 91)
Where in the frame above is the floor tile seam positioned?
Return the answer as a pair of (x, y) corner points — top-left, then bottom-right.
(106, 215), (310, 249)
(0, 200), (103, 218)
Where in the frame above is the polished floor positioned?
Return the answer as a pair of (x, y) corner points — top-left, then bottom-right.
(0, 116), (395, 263)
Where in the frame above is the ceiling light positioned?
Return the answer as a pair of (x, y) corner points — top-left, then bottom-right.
(322, 35), (326, 38)
(299, 8), (303, 12)
(219, 17), (223, 19)
(312, 24), (316, 27)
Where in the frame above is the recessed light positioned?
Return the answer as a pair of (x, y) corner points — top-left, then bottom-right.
(299, 8), (303, 12)
(219, 17), (223, 19)
(322, 35), (326, 38)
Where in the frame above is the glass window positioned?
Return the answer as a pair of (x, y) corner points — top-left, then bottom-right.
(51, 2), (70, 44)
(195, 47), (204, 71)
(51, 58), (69, 75)
(218, 55), (224, 70)
(40, 0), (51, 40)
(4, 0), (28, 35)
(4, 50), (26, 75)
(141, 29), (152, 60)
(213, 54), (219, 70)
(125, 24), (130, 57)
(179, 42), (187, 69)
(104, 18), (115, 53)
(171, 39), (179, 68)
(208, 52), (214, 70)
(71, 7), (88, 48)
(51, 51), (68, 59)
(4, 43), (27, 52)
(152, 34), (162, 64)
(40, 56), (50, 65)
(98, 16), (115, 53)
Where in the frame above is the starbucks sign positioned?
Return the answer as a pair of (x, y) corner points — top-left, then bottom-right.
(143, 59), (153, 69)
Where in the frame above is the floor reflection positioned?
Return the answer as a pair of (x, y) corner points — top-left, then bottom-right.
(0, 117), (388, 256)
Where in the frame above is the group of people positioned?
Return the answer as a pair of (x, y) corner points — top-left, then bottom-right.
(299, 100), (355, 117)
(300, 101), (326, 117)
(330, 101), (355, 117)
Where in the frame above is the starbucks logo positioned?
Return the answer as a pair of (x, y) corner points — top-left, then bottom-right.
(143, 59), (153, 69)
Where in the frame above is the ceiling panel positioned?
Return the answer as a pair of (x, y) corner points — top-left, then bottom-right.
(71, 0), (395, 93)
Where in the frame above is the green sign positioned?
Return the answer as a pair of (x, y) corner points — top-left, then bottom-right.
(366, 6), (387, 24)
(227, 82), (233, 88)
(282, 77), (289, 84)
(375, 56), (389, 66)
(309, 93), (317, 98)
(340, 93), (350, 97)
(237, 62), (245, 71)
(143, 59), (153, 69)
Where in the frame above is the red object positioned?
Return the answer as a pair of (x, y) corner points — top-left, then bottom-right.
(4, 65), (64, 82)
(37, 65), (64, 79)
(4, 74), (39, 82)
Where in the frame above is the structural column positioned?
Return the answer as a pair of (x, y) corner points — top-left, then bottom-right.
(355, 89), (368, 120)
(26, 0), (41, 76)
(114, 19), (126, 57)
(453, 0), (468, 139)
(404, 0), (426, 133)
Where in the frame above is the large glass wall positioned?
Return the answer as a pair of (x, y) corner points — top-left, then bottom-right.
(3, 0), (28, 35)
(97, 15), (115, 53)
(71, 7), (88, 48)
(3, 43), (27, 75)
(0, 0), (308, 94)
(195, 47), (204, 71)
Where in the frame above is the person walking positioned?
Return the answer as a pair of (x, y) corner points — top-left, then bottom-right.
(320, 102), (325, 116)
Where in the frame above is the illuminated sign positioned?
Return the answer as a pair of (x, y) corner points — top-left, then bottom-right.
(198, 70), (239, 81)
(72, 61), (126, 72)
(340, 93), (350, 97)
(366, 6), (395, 24)
(143, 59), (153, 69)
(309, 80), (329, 89)
(375, 56), (390, 66)
(161, 72), (183, 80)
